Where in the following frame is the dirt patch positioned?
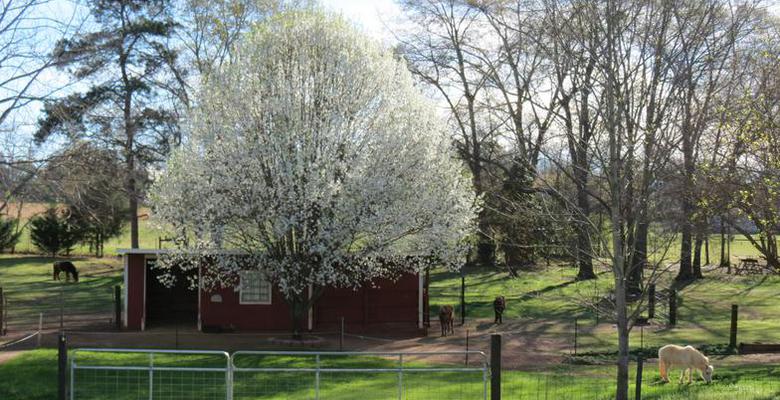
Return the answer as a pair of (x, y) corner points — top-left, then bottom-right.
(0, 351), (23, 364)
(7, 318), (569, 369)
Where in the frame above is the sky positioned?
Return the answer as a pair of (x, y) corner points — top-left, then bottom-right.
(319, 0), (403, 44)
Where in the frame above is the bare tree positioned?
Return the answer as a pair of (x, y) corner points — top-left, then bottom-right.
(397, 0), (498, 265)
(670, 0), (757, 281)
(0, 0), (84, 212)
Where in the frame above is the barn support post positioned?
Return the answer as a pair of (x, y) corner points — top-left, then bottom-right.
(730, 304), (738, 350)
(635, 355), (643, 400)
(339, 317), (344, 351)
(490, 334), (501, 400)
(114, 285), (121, 330)
(648, 284), (655, 319)
(668, 290), (677, 327)
(58, 333), (67, 400)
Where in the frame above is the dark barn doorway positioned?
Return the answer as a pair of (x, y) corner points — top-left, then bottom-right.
(145, 258), (198, 328)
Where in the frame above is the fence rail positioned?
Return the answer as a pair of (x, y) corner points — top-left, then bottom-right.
(68, 348), (489, 400)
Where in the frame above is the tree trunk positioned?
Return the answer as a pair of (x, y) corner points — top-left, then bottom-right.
(574, 173), (596, 281)
(676, 202), (694, 282)
(692, 234), (704, 279)
(719, 220), (727, 267)
(503, 244), (530, 275)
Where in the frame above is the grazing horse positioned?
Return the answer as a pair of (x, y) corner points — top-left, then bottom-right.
(439, 305), (454, 336)
(493, 296), (506, 324)
(658, 344), (713, 384)
(53, 261), (79, 282)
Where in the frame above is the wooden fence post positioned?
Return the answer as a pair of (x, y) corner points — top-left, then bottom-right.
(114, 285), (121, 330)
(491, 334), (501, 400)
(648, 284), (656, 319)
(730, 304), (738, 350)
(635, 355), (644, 400)
(668, 290), (677, 327)
(58, 333), (67, 400)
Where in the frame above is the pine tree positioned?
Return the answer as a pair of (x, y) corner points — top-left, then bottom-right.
(29, 208), (82, 257)
(35, 0), (181, 249)
(0, 218), (21, 252)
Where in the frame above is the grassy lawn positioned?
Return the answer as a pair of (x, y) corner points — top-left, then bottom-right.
(0, 255), (122, 330)
(1, 349), (778, 400)
(430, 263), (780, 355)
(1, 210), (779, 398)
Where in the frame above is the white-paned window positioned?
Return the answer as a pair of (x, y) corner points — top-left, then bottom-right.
(239, 271), (272, 304)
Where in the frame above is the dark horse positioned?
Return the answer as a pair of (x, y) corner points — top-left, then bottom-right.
(53, 261), (79, 282)
(439, 305), (454, 336)
(493, 295), (506, 324)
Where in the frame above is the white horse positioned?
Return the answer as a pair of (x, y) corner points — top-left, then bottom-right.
(658, 344), (714, 384)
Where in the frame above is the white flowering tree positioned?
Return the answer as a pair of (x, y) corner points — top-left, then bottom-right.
(151, 10), (478, 337)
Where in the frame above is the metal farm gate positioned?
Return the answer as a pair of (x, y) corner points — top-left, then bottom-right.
(69, 348), (489, 400)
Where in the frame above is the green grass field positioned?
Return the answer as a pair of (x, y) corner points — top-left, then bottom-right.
(1, 349), (778, 399)
(0, 255), (122, 330)
(430, 262), (780, 355)
(1, 218), (779, 399)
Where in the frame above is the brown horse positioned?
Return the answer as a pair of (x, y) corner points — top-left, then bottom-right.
(493, 296), (506, 324)
(439, 305), (454, 336)
(53, 261), (79, 282)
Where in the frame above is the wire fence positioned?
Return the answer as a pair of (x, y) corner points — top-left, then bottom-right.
(68, 348), (488, 400)
(71, 349), (231, 400)
(0, 285), (118, 336)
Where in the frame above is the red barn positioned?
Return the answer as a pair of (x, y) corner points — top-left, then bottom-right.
(119, 249), (429, 334)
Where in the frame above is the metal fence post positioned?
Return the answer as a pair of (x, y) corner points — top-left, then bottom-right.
(466, 329), (470, 365)
(460, 272), (466, 326)
(635, 355), (643, 400)
(491, 334), (501, 400)
(574, 318), (578, 355)
(58, 333), (67, 400)
(730, 304), (738, 349)
(315, 354), (320, 400)
(226, 354), (233, 400)
(149, 353), (154, 400)
(398, 354), (404, 400)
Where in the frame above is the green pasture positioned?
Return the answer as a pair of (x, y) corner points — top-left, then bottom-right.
(0, 255), (122, 329)
(1, 349), (778, 400)
(430, 262), (780, 355)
